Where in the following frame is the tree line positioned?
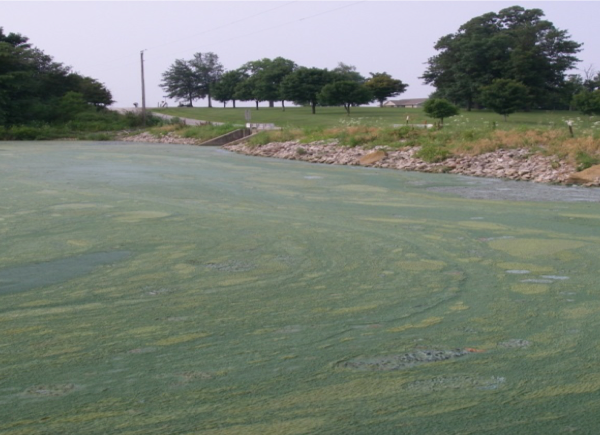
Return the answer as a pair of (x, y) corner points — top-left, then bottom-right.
(160, 55), (408, 114)
(161, 5), (599, 118)
(0, 27), (114, 127)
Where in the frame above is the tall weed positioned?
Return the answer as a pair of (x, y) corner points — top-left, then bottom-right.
(247, 128), (304, 146)
(181, 123), (238, 141)
(415, 141), (452, 162)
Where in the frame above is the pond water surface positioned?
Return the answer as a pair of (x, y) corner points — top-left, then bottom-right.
(1, 141), (599, 434)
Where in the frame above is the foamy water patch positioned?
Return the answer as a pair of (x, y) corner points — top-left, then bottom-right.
(51, 203), (111, 210)
(542, 275), (570, 280)
(114, 211), (171, 223)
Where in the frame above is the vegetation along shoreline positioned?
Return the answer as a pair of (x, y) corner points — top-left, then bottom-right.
(120, 123), (600, 187)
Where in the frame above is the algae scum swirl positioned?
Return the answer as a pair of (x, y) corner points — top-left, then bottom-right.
(1, 142), (600, 434)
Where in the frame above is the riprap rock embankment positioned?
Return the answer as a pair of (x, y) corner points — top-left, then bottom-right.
(223, 141), (599, 186)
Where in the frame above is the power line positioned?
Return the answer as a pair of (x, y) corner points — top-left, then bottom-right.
(145, 0), (299, 52)
(148, 1), (365, 63)
(298, 1), (364, 22)
(83, 1), (298, 72)
(216, 1), (365, 47)
(91, 1), (365, 73)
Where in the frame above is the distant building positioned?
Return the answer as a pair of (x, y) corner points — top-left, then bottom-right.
(383, 98), (428, 108)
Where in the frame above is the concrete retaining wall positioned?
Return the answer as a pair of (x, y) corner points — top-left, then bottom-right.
(199, 128), (252, 146)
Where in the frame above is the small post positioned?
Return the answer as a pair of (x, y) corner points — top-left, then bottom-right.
(140, 50), (147, 126)
(244, 110), (252, 133)
(567, 120), (574, 137)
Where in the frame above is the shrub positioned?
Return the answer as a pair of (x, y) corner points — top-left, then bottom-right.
(575, 150), (600, 171)
(345, 132), (378, 148)
(121, 111), (162, 128)
(573, 90), (600, 115)
(7, 124), (57, 140)
(423, 99), (459, 125)
(391, 126), (414, 139)
(415, 143), (452, 163)
(460, 129), (480, 141)
(179, 123), (239, 142)
(78, 132), (114, 141)
(300, 126), (327, 143)
(247, 131), (277, 146)
(149, 124), (187, 137)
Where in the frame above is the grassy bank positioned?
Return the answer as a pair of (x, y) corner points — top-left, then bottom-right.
(0, 110), (165, 141)
(145, 122), (240, 142)
(153, 107), (600, 168)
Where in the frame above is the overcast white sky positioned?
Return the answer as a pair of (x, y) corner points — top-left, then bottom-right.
(2, 1), (599, 108)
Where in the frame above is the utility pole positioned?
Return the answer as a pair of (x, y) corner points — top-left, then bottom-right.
(140, 50), (147, 126)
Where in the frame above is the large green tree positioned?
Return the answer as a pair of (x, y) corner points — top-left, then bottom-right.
(0, 27), (112, 126)
(0, 30), (36, 124)
(254, 57), (297, 109)
(212, 69), (247, 108)
(318, 81), (373, 115)
(161, 52), (224, 108)
(160, 59), (201, 107)
(233, 62), (263, 110)
(189, 52), (224, 108)
(365, 72), (408, 107)
(280, 67), (334, 114)
(75, 76), (114, 108)
(422, 6), (582, 110)
(231, 57), (297, 110)
(331, 62), (365, 83)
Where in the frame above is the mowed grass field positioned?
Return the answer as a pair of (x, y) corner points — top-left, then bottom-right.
(153, 106), (600, 167)
(153, 106), (599, 131)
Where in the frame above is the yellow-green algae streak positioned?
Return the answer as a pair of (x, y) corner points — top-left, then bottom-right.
(1, 142), (600, 434)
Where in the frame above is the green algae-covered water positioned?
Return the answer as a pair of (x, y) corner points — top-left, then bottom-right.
(1, 142), (600, 434)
